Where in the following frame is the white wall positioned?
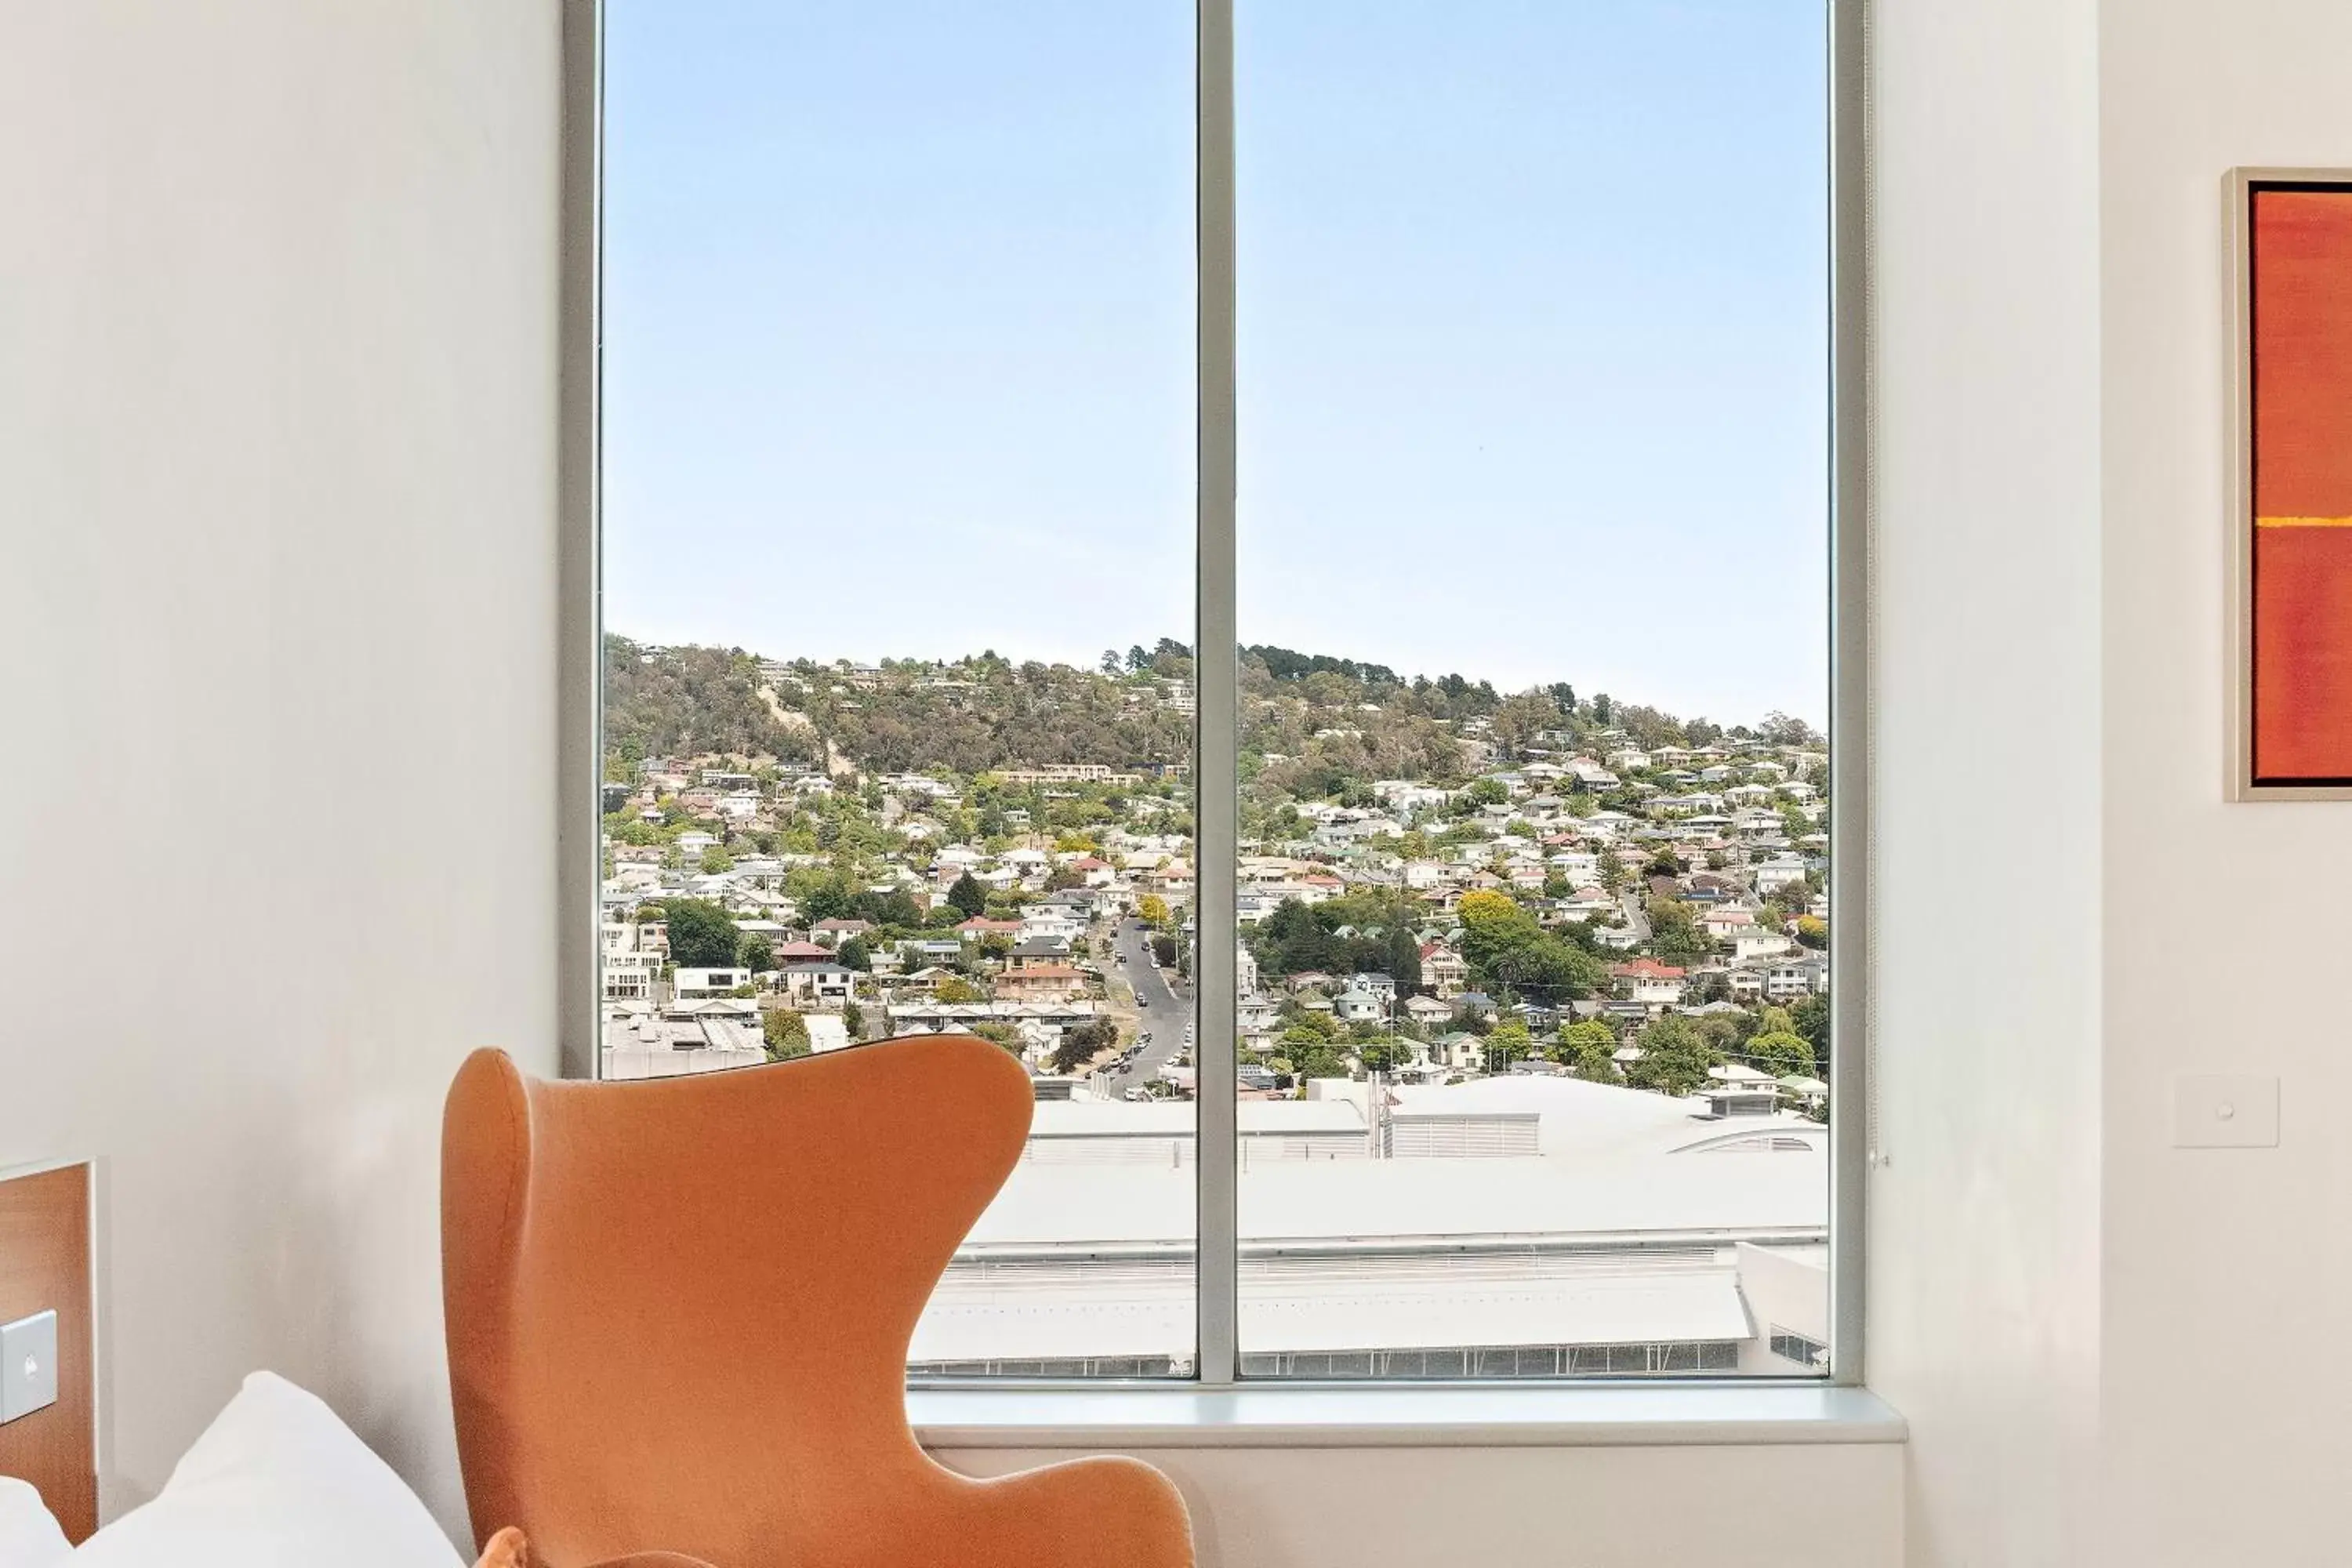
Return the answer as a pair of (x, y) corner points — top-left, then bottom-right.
(1866, 0), (2107, 1563)
(0, 0), (562, 1538)
(1875, 0), (2352, 1563)
(937, 1446), (1902, 1568)
(2096, 1), (2352, 1562)
(45, 2), (2352, 1564)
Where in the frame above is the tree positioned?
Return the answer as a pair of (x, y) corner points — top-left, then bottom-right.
(1357, 1037), (1406, 1075)
(1788, 993), (1831, 1063)
(841, 999), (866, 1038)
(1384, 924), (1423, 993)
(1294, 1044), (1348, 1080)
(946, 872), (988, 919)
(837, 936), (872, 972)
(761, 1007), (811, 1062)
(1624, 1015), (1719, 1097)
(1554, 1019), (1621, 1080)
(1645, 898), (1713, 967)
(1457, 889), (1606, 999)
(662, 898), (741, 968)
(971, 1021), (1024, 1054)
(1745, 1030), (1816, 1079)
(1793, 915), (1828, 949)
(700, 844), (734, 873)
(1279, 1009), (1341, 1044)
(935, 975), (982, 1004)
(1484, 1019), (1535, 1073)
(738, 935), (775, 974)
(1138, 893), (1171, 926)
(1152, 934), (1177, 968)
(1054, 1017), (1120, 1074)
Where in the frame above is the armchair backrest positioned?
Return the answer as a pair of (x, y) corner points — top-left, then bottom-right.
(441, 1035), (1033, 1566)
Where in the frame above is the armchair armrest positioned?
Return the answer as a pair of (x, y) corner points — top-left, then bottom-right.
(476, 1526), (718, 1568)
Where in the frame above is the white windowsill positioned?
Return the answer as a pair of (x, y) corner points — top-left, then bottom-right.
(907, 1382), (1907, 1450)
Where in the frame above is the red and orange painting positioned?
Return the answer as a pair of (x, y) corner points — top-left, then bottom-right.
(2249, 182), (2352, 789)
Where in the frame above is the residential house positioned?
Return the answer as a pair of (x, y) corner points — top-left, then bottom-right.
(996, 964), (1085, 1004)
(1402, 994), (1454, 1029)
(781, 963), (855, 1010)
(1729, 928), (1796, 962)
(673, 967), (750, 998)
(1610, 959), (1688, 1007)
(1418, 944), (1469, 998)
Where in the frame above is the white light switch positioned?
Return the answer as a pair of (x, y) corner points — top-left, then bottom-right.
(0, 1310), (57, 1423)
(2172, 1074), (2279, 1149)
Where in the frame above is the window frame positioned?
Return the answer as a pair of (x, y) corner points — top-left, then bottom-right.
(564, 0), (1873, 1392)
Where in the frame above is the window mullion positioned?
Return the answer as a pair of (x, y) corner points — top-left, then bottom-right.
(1193, 0), (1240, 1390)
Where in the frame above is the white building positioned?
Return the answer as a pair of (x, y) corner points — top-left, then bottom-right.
(910, 1074), (1826, 1378)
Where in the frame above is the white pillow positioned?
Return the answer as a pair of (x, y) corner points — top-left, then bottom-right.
(0, 1475), (73, 1568)
(71, 1371), (463, 1568)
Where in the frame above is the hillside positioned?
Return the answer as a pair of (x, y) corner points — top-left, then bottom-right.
(604, 633), (1819, 789)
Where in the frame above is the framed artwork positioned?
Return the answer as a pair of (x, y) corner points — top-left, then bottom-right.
(2232, 170), (2352, 799)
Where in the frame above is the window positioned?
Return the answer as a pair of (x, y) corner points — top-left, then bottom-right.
(592, 0), (1863, 1385)
(1770, 1327), (1831, 1370)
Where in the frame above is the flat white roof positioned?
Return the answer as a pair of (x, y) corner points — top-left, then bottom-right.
(963, 1148), (1825, 1252)
(913, 1254), (1757, 1362)
(1028, 1100), (1366, 1139)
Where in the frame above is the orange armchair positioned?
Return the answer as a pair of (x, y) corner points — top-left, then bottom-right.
(441, 1036), (1194, 1568)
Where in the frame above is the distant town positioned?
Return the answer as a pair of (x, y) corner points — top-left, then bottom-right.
(598, 634), (1831, 1123)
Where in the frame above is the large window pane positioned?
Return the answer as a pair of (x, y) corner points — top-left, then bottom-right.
(1234, 0), (1832, 1377)
(602, 0), (1197, 1376)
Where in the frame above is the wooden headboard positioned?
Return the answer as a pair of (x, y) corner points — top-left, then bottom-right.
(0, 1162), (95, 1541)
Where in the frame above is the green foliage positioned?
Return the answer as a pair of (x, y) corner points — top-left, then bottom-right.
(793, 870), (925, 931)
(1454, 890), (1607, 999)
(1454, 778), (1508, 814)
(761, 1007), (811, 1062)
(1292, 1044), (1349, 1080)
(1054, 1016), (1120, 1074)
(1624, 1015), (1719, 1097)
(1644, 898), (1713, 966)
(1745, 1030), (1816, 1078)
(1553, 1019), (1621, 1080)
(841, 999), (865, 1037)
(1483, 1019), (1536, 1072)
(1788, 993), (1831, 1063)
(971, 1022), (1024, 1054)
(837, 936), (872, 972)
(1279, 1010), (1341, 1045)
(1247, 895), (1423, 984)
(738, 935), (775, 973)
(947, 872), (988, 919)
(601, 635), (816, 767)
(935, 974), (982, 1004)
(662, 898), (741, 968)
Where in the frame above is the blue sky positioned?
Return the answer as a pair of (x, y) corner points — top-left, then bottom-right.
(604, 1), (1827, 727)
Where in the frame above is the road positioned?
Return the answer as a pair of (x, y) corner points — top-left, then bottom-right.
(1617, 892), (1652, 942)
(1098, 918), (1192, 1097)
